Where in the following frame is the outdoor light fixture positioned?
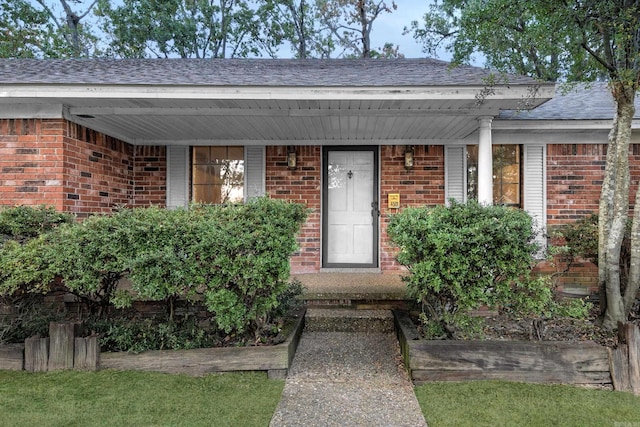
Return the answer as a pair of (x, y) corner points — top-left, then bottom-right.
(287, 146), (297, 170)
(404, 145), (414, 170)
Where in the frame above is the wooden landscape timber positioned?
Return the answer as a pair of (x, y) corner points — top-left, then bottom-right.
(24, 336), (49, 372)
(610, 322), (640, 394)
(0, 311), (305, 378)
(99, 311), (305, 378)
(393, 310), (639, 392)
(0, 343), (24, 371)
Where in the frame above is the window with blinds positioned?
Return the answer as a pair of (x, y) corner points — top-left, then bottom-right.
(467, 144), (521, 206)
(192, 146), (244, 204)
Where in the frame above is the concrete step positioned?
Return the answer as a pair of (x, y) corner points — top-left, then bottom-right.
(304, 308), (395, 333)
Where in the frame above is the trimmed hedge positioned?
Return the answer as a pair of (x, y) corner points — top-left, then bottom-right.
(0, 199), (307, 337)
(0, 205), (74, 243)
(387, 201), (555, 337)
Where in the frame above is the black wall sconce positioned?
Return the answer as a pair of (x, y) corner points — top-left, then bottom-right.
(404, 145), (414, 170)
(287, 145), (297, 170)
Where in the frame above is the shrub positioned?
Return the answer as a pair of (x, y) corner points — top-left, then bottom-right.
(554, 213), (631, 285)
(0, 294), (66, 344)
(86, 316), (218, 353)
(387, 200), (553, 337)
(0, 199), (308, 340)
(0, 205), (74, 244)
(183, 199), (308, 337)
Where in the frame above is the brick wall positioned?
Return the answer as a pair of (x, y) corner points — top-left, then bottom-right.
(63, 122), (133, 216)
(379, 145), (445, 271)
(266, 146), (321, 273)
(265, 145), (445, 274)
(547, 144), (606, 226)
(545, 143), (640, 293)
(132, 145), (167, 208)
(0, 119), (67, 210)
(0, 119), (167, 216)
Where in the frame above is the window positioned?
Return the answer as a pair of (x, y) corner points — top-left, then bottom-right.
(192, 146), (244, 204)
(467, 145), (521, 206)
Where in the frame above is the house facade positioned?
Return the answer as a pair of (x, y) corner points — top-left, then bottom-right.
(0, 59), (637, 291)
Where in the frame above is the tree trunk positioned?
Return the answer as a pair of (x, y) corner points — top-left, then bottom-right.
(598, 109), (618, 316)
(357, 0), (370, 58)
(602, 82), (637, 329)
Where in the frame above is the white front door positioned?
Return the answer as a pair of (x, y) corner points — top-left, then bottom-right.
(323, 147), (378, 267)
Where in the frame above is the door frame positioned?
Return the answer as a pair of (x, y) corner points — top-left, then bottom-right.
(321, 146), (379, 269)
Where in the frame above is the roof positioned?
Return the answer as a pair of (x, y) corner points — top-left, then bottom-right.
(0, 58), (555, 144)
(501, 82), (640, 120)
(0, 58), (539, 87)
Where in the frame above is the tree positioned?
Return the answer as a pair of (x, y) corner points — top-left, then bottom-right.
(410, 0), (639, 329)
(0, 1), (52, 58)
(96, 0), (283, 58)
(316, 0), (398, 58)
(261, 0), (330, 58)
(0, 0), (99, 58)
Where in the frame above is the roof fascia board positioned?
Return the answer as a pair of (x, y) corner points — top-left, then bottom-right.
(0, 103), (63, 118)
(0, 83), (555, 102)
(69, 106), (497, 117)
(493, 130), (610, 145)
(492, 119), (640, 130)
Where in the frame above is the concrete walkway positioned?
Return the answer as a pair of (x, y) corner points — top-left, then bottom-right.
(269, 331), (428, 427)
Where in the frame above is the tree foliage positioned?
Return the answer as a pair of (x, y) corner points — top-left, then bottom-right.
(408, 0), (601, 82)
(0, 0), (101, 57)
(316, 0), (400, 58)
(96, 0), (286, 58)
(0, 1), (54, 58)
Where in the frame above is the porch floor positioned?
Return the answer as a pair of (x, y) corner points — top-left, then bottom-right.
(294, 272), (409, 302)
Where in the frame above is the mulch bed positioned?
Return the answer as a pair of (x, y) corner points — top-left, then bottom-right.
(411, 304), (639, 348)
(481, 314), (618, 347)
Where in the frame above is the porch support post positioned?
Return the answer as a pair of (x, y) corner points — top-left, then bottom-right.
(477, 116), (494, 205)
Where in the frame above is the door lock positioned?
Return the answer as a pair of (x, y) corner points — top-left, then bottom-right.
(371, 201), (380, 218)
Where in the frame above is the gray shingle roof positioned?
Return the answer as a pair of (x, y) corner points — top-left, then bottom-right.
(501, 82), (640, 120)
(0, 58), (539, 87)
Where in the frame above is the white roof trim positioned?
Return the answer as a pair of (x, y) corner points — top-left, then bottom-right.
(0, 83), (555, 102)
(493, 118), (640, 130)
(0, 103), (63, 119)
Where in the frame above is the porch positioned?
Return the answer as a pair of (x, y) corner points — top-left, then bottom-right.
(295, 272), (410, 309)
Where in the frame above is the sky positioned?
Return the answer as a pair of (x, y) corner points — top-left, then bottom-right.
(369, 0), (432, 59)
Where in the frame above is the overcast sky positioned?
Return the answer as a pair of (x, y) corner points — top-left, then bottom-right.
(370, 0), (430, 59)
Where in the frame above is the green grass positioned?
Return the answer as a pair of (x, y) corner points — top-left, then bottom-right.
(416, 381), (640, 427)
(0, 370), (283, 427)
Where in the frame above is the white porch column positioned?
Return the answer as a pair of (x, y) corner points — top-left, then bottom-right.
(477, 116), (494, 205)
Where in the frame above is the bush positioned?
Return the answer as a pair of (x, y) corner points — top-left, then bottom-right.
(554, 213), (631, 285)
(86, 316), (218, 353)
(183, 199), (307, 337)
(0, 199), (307, 339)
(0, 205), (74, 244)
(387, 200), (553, 337)
(0, 294), (66, 344)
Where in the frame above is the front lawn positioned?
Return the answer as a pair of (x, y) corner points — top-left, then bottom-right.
(416, 381), (640, 427)
(0, 370), (283, 427)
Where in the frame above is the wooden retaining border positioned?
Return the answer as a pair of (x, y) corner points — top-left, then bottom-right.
(0, 311), (305, 379)
(0, 322), (99, 373)
(101, 312), (305, 379)
(394, 310), (640, 394)
(0, 343), (24, 371)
